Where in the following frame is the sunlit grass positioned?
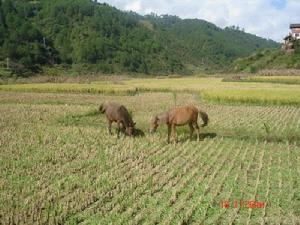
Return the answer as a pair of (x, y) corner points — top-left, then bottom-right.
(0, 92), (299, 224)
(1, 77), (300, 105)
(246, 76), (300, 85)
(202, 89), (300, 105)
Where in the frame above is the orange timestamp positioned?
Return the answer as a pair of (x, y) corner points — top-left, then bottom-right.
(221, 200), (266, 209)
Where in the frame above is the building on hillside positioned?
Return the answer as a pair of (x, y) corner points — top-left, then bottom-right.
(283, 23), (300, 52)
(290, 24), (300, 39)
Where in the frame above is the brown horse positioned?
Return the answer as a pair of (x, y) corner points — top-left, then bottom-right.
(150, 105), (209, 143)
(99, 102), (136, 137)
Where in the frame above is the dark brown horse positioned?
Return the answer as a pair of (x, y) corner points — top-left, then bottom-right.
(150, 105), (209, 143)
(99, 102), (135, 137)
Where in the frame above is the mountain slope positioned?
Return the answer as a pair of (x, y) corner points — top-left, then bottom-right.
(0, 0), (279, 75)
(232, 41), (300, 73)
(146, 15), (279, 70)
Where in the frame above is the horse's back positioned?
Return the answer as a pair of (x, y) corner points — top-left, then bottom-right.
(104, 102), (133, 125)
(169, 105), (198, 125)
(103, 102), (121, 119)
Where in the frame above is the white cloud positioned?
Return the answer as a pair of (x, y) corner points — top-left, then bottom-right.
(124, 1), (141, 12)
(98, 0), (300, 42)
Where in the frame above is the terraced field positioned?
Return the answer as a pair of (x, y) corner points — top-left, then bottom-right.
(246, 76), (300, 85)
(0, 92), (300, 224)
(1, 77), (300, 105)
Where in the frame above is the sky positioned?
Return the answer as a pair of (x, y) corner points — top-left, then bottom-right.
(97, 0), (300, 42)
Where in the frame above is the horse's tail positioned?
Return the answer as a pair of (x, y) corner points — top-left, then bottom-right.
(99, 103), (105, 113)
(198, 110), (209, 127)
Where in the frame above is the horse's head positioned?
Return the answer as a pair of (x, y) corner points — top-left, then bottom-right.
(133, 128), (145, 137)
(149, 116), (159, 133)
(125, 122), (136, 136)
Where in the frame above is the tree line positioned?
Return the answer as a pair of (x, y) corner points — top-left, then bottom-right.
(0, 0), (279, 76)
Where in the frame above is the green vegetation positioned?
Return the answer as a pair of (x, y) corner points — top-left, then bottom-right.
(201, 89), (300, 106)
(232, 41), (300, 72)
(1, 77), (300, 105)
(0, 0), (278, 76)
(1, 92), (299, 224)
(246, 75), (300, 85)
(0, 0), (58, 75)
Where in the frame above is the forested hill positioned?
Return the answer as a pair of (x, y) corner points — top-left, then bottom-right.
(0, 0), (279, 76)
(232, 41), (300, 73)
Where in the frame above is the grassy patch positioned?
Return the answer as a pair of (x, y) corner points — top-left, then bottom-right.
(1, 92), (300, 224)
(202, 89), (300, 106)
(1, 77), (300, 106)
(246, 75), (300, 85)
(57, 109), (102, 127)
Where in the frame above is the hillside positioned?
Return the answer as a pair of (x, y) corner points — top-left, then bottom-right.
(0, 0), (279, 76)
(146, 16), (279, 70)
(232, 40), (300, 73)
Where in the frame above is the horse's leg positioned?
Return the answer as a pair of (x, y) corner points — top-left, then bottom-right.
(195, 122), (200, 141)
(121, 122), (126, 139)
(171, 124), (177, 143)
(120, 122), (125, 133)
(117, 121), (122, 138)
(189, 122), (194, 140)
(167, 124), (171, 143)
(108, 120), (112, 135)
